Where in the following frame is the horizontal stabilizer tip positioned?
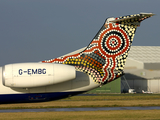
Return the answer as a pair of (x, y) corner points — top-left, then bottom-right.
(140, 12), (155, 16)
(110, 12), (155, 25)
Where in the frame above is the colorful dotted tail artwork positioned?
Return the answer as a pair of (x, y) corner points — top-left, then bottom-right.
(42, 13), (154, 85)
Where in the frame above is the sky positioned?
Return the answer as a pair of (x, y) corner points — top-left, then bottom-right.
(0, 0), (159, 66)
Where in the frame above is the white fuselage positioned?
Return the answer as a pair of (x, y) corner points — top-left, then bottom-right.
(0, 66), (99, 103)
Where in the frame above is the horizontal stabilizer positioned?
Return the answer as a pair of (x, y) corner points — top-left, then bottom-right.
(110, 13), (155, 25)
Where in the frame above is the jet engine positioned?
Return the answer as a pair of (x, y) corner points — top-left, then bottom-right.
(2, 63), (75, 88)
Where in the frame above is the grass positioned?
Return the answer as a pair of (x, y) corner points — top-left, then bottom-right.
(0, 110), (160, 120)
(0, 94), (160, 109)
(0, 94), (160, 120)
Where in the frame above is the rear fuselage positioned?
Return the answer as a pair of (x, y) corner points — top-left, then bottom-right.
(0, 66), (99, 103)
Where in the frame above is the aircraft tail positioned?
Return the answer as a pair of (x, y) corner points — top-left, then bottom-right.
(42, 13), (154, 85)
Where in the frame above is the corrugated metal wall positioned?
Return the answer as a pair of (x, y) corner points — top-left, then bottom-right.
(148, 79), (160, 93)
(122, 79), (160, 93)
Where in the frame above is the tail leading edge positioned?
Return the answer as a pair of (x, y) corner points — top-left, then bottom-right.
(42, 13), (154, 85)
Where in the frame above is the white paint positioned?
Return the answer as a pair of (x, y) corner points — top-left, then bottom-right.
(0, 67), (99, 94)
(2, 63), (75, 88)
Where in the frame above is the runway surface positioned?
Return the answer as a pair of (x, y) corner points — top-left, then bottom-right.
(1, 106), (160, 113)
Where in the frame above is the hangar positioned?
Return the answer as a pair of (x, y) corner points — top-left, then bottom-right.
(122, 46), (160, 93)
(88, 46), (160, 94)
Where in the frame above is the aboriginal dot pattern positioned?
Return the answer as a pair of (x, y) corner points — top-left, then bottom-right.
(42, 14), (152, 85)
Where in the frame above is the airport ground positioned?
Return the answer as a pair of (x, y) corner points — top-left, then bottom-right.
(0, 94), (160, 120)
(0, 110), (160, 120)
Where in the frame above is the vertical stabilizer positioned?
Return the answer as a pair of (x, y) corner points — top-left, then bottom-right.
(42, 13), (154, 85)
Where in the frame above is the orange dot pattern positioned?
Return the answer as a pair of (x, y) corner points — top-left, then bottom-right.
(63, 50), (105, 82)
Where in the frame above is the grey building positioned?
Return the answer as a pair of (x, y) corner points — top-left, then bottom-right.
(122, 46), (160, 93)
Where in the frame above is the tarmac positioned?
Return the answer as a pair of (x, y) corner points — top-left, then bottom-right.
(1, 106), (160, 113)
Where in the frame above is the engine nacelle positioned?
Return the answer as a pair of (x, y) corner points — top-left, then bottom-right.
(2, 63), (75, 88)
